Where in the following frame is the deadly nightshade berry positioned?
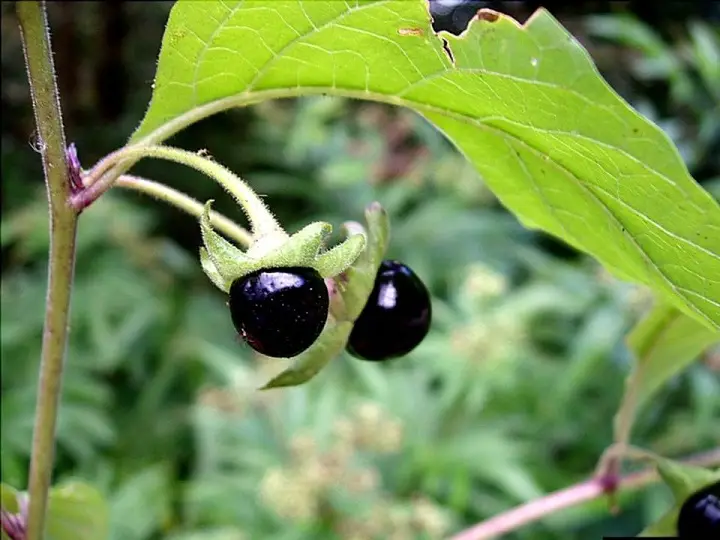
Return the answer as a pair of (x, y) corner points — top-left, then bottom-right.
(347, 260), (431, 361)
(229, 266), (329, 358)
(677, 481), (720, 539)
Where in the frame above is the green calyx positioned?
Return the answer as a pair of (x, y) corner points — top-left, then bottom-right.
(199, 200), (366, 292)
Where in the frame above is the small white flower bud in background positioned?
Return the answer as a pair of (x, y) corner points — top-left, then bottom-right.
(462, 263), (508, 302)
(258, 467), (319, 522)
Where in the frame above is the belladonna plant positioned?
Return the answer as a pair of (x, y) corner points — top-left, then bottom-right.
(9, 2), (720, 540)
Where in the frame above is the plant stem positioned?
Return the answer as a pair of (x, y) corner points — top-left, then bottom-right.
(17, 3), (78, 540)
(75, 145), (282, 238)
(449, 448), (720, 540)
(115, 174), (252, 247)
(601, 306), (678, 488)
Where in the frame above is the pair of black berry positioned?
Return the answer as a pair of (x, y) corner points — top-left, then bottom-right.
(227, 260), (431, 360)
(677, 480), (720, 538)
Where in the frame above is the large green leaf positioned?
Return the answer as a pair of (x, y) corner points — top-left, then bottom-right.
(129, 0), (720, 329)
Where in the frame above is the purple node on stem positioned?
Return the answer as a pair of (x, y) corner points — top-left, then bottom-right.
(1, 508), (26, 540)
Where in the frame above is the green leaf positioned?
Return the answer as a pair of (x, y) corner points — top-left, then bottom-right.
(45, 481), (109, 540)
(627, 304), (720, 410)
(314, 231), (367, 279)
(199, 247), (231, 292)
(199, 200), (251, 285)
(654, 457), (720, 502)
(613, 304), (719, 456)
(132, 0), (720, 329)
(637, 457), (720, 537)
(200, 199), (364, 290)
(261, 320), (353, 389)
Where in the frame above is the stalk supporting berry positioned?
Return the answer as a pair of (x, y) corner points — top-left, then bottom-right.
(78, 144), (283, 238)
(677, 480), (720, 539)
(229, 267), (329, 358)
(347, 260), (431, 361)
(115, 174), (252, 248)
(72, 143), (366, 359)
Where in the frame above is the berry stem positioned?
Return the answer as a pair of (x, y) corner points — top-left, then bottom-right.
(74, 145), (283, 238)
(116, 174), (252, 247)
(449, 448), (720, 540)
(17, 3), (79, 540)
(601, 309), (676, 493)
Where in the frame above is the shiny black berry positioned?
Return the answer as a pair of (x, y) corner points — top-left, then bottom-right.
(347, 260), (431, 361)
(228, 266), (329, 358)
(677, 481), (720, 539)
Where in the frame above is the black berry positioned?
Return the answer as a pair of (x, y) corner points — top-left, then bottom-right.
(229, 267), (329, 358)
(347, 260), (431, 361)
(677, 481), (720, 539)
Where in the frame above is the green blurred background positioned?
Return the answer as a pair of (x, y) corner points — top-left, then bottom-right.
(1, 2), (719, 539)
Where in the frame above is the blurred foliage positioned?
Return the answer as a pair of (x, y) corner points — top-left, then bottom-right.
(1, 2), (719, 540)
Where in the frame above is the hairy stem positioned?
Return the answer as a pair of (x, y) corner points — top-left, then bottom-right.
(449, 448), (720, 540)
(75, 145), (281, 238)
(115, 174), (252, 247)
(17, 3), (78, 540)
